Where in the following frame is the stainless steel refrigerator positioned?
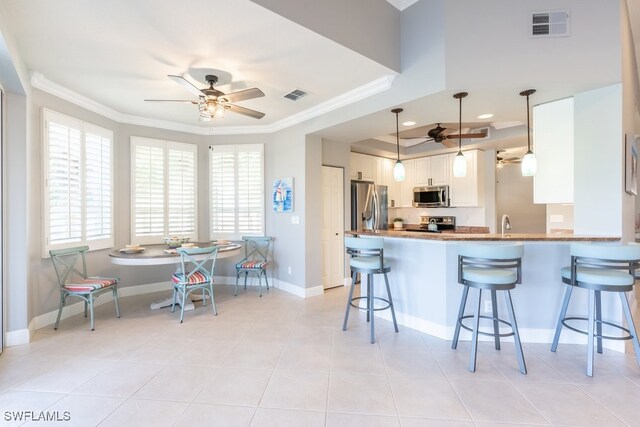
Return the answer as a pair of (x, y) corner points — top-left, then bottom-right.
(351, 181), (388, 231)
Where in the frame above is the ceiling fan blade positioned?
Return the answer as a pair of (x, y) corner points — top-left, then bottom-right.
(447, 132), (488, 139)
(220, 88), (265, 103)
(399, 129), (429, 139)
(227, 104), (265, 119)
(441, 139), (458, 148)
(144, 99), (199, 104)
(168, 74), (204, 98)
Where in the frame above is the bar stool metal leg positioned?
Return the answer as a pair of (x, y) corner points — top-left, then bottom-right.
(505, 290), (527, 374)
(619, 291), (640, 368)
(452, 286), (469, 349)
(551, 285), (573, 352)
(587, 289), (596, 377)
(370, 274), (376, 344)
(383, 272), (399, 333)
(491, 290), (501, 350)
(595, 290), (603, 354)
(342, 271), (357, 331)
(469, 289), (482, 372)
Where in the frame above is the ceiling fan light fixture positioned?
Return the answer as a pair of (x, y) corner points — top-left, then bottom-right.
(391, 108), (405, 182)
(519, 89), (537, 177)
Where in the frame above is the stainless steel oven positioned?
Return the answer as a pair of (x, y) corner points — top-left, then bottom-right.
(412, 185), (450, 208)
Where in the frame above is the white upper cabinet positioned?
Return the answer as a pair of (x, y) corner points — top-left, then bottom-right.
(532, 97), (574, 204)
(450, 150), (485, 207)
(415, 154), (450, 187)
(350, 152), (376, 181)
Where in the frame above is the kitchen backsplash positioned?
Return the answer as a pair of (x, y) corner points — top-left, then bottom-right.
(390, 207), (488, 228)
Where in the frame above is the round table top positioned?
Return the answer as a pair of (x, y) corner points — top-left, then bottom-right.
(109, 242), (242, 266)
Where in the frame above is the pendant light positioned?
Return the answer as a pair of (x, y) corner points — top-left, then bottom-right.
(391, 108), (405, 181)
(452, 92), (468, 178)
(520, 89), (537, 176)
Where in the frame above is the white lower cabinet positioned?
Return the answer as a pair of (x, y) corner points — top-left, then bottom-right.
(450, 150), (484, 207)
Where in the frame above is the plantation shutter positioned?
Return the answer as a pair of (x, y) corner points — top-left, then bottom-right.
(210, 144), (264, 240)
(131, 137), (197, 244)
(84, 125), (112, 244)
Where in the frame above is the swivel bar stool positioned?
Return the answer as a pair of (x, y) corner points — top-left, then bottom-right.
(343, 236), (399, 344)
(452, 243), (527, 374)
(551, 243), (640, 376)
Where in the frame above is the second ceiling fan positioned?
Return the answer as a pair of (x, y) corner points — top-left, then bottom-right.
(145, 74), (265, 120)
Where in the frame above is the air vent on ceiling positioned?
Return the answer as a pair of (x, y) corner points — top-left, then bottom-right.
(530, 10), (570, 38)
(284, 89), (308, 101)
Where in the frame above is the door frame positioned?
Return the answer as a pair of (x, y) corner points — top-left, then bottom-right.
(321, 165), (345, 290)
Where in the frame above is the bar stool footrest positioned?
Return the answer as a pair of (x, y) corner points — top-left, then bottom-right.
(561, 316), (635, 341)
(349, 296), (392, 312)
(458, 314), (516, 338)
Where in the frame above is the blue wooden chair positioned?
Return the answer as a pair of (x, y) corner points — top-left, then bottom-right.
(235, 236), (272, 297)
(171, 245), (219, 323)
(49, 245), (120, 331)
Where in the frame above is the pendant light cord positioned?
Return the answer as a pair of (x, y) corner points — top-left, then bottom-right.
(526, 93), (531, 152)
(458, 96), (462, 154)
(396, 111), (400, 161)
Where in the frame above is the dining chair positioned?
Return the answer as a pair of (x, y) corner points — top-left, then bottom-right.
(171, 245), (219, 322)
(49, 245), (120, 331)
(235, 236), (272, 297)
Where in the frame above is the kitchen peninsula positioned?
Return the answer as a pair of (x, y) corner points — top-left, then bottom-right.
(346, 230), (623, 349)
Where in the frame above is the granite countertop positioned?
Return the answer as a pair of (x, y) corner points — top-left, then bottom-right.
(346, 228), (620, 242)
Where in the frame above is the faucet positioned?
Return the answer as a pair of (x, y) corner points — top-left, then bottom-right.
(501, 214), (512, 237)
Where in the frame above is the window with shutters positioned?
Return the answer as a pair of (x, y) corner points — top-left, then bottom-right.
(43, 109), (113, 255)
(210, 144), (264, 240)
(130, 137), (197, 245)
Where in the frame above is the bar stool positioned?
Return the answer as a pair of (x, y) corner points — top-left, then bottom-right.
(452, 243), (527, 374)
(551, 243), (640, 376)
(342, 236), (398, 344)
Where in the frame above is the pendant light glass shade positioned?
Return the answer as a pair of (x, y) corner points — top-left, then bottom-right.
(393, 160), (406, 181)
(453, 152), (467, 177)
(520, 89), (537, 177)
(452, 92), (468, 178)
(391, 108), (405, 182)
(521, 150), (537, 176)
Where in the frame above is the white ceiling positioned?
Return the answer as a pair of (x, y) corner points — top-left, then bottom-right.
(2, 0), (393, 131)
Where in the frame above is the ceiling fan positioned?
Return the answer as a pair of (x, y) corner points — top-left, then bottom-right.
(417, 122), (487, 148)
(145, 74), (265, 120)
(496, 150), (522, 168)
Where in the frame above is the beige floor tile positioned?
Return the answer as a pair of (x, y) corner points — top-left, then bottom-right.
(333, 327), (378, 348)
(201, 322), (254, 341)
(377, 327), (431, 352)
(331, 346), (386, 376)
(449, 379), (546, 424)
(327, 373), (396, 416)
(535, 353), (637, 386)
(0, 390), (65, 426)
(488, 353), (570, 383)
(388, 377), (471, 420)
(120, 337), (190, 365)
(174, 403), (255, 427)
(296, 311), (336, 328)
(326, 412), (400, 427)
(276, 344), (331, 373)
(99, 398), (188, 427)
(0, 354), (64, 389)
(241, 323), (293, 344)
(195, 367), (272, 406)
(168, 340), (238, 367)
(260, 370), (329, 411)
(26, 394), (124, 427)
(513, 382), (626, 426)
(287, 326), (334, 346)
(71, 361), (163, 397)
(399, 418), (475, 426)
(579, 383), (640, 426)
(251, 408), (325, 427)
(223, 342), (284, 370)
(133, 364), (216, 402)
(434, 350), (508, 382)
(383, 350), (446, 379)
(14, 357), (112, 393)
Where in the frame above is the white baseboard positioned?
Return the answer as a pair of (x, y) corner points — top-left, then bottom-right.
(218, 275), (322, 298)
(5, 328), (31, 347)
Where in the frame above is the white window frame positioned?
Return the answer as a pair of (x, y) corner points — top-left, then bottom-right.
(209, 143), (264, 241)
(130, 136), (198, 245)
(42, 109), (114, 257)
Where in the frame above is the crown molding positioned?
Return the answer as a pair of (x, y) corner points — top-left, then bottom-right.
(30, 72), (397, 136)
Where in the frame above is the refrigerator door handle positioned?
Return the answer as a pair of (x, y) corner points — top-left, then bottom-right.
(373, 189), (380, 231)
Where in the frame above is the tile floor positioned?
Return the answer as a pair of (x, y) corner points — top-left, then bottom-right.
(1, 285), (640, 426)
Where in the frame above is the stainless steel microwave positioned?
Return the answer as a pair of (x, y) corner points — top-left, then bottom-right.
(412, 185), (450, 208)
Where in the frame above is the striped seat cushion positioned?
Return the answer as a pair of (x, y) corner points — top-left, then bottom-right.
(236, 260), (267, 269)
(172, 271), (211, 285)
(64, 277), (117, 292)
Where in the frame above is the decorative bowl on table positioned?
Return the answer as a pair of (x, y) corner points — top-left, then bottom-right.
(163, 237), (190, 249)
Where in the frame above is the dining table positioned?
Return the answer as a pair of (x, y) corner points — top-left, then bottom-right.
(109, 242), (242, 311)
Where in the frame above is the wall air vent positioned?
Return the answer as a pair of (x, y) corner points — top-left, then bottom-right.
(283, 89), (308, 101)
(530, 10), (570, 38)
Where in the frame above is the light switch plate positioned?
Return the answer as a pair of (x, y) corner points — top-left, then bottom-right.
(291, 216), (300, 224)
